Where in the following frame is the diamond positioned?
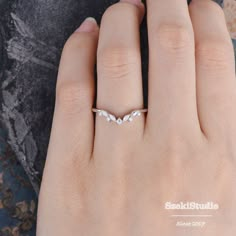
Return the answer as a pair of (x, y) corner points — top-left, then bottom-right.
(109, 114), (116, 122)
(132, 111), (139, 117)
(117, 118), (123, 125)
(123, 115), (130, 122)
(102, 111), (108, 117)
(128, 117), (133, 122)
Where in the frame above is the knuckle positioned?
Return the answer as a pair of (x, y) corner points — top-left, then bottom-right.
(56, 80), (92, 114)
(98, 46), (140, 80)
(154, 23), (193, 52)
(166, 134), (188, 157)
(160, 124), (196, 158)
(196, 40), (233, 70)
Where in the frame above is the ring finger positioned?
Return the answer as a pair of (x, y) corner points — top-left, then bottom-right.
(94, 0), (145, 153)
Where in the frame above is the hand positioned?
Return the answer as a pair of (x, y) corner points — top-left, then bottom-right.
(37, 0), (236, 235)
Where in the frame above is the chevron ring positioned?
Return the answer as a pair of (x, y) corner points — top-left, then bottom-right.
(92, 108), (148, 125)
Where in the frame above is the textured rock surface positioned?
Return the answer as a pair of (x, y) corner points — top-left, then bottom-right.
(0, 0), (235, 194)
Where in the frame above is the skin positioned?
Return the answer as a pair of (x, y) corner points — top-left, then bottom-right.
(37, 0), (236, 235)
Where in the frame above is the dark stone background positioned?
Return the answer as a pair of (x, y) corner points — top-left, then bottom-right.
(0, 0), (234, 194)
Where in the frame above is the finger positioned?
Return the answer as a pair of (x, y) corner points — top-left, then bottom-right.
(189, 0), (236, 141)
(146, 0), (200, 139)
(46, 18), (99, 172)
(95, 1), (145, 150)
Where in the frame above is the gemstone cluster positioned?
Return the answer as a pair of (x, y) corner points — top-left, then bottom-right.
(97, 109), (142, 125)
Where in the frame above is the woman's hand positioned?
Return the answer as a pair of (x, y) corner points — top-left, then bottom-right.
(37, 0), (236, 235)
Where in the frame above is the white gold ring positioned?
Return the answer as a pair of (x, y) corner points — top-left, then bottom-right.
(92, 108), (148, 125)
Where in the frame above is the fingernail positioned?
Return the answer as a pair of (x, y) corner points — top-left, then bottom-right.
(120, 0), (144, 8)
(75, 17), (97, 33)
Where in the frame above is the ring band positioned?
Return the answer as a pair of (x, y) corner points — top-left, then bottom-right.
(92, 108), (148, 125)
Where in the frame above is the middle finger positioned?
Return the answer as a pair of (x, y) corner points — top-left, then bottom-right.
(146, 0), (201, 139)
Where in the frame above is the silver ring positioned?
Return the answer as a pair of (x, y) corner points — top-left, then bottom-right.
(92, 108), (148, 125)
